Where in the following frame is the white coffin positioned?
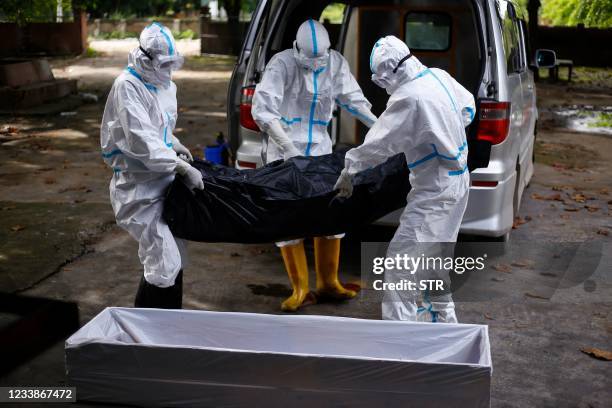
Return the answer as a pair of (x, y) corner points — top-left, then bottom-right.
(66, 307), (492, 407)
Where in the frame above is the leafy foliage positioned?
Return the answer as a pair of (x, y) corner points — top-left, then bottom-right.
(0, 0), (72, 25)
(320, 3), (345, 24)
(541, 0), (612, 28)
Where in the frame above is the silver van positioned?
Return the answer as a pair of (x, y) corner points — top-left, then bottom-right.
(226, 0), (555, 240)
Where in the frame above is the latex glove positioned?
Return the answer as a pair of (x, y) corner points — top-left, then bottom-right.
(334, 168), (354, 198)
(175, 159), (204, 191)
(172, 135), (194, 162)
(267, 119), (302, 160)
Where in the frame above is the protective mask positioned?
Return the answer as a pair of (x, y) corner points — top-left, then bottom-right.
(293, 44), (329, 71)
(152, 67), (172, 88)
(372, 71), (402, 95)
(152, 56), (183, 88)
(371, 73), (392, 90)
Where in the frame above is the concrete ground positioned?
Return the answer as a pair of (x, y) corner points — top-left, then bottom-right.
(0, 43), (610, 407)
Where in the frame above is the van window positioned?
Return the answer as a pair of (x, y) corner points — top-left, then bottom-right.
(500, 2), (524, 73)
(404, 13), (451, 51)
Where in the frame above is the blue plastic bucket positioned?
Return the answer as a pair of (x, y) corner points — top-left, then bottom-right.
(204, 145), (224, 164)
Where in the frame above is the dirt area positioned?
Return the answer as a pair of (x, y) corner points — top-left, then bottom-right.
(0, 43), (610, 408)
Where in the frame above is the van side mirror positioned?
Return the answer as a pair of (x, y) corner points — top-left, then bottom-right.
(534, 49), (556, 68)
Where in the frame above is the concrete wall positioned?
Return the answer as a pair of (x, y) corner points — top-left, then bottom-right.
(536, 26), (612, 67)
(88, 18), (200, 37)
(0, 12), (87, 56)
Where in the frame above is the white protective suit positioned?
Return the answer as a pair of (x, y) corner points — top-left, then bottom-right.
(342, 36), (475, 322)
(252, 19), (377, 247)
(100, 23), (196, 288)
(252, 19), (377, 163)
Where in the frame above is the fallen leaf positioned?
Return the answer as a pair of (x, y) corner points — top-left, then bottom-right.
(580, 347), (612, 361)
(597, 229), (609, 236)
(43, 177), (56, 185)
(585, 205), (600, 212)
(571, 193), (587, 203)
(493, 263), (512, 273)
(564, 206), (579, 212)
(532, 193), (562, 201)
(513, 217), (527, 228)
(552, 162), (568, 170)
(10, 225), (25, 232)
(484, 313), (495, 320)
(599, 188), (609, 195)
(58, 185), (87, 193)
(560, 214), (571, 219)
(525, 292), (550, 300)
(491, 277), (505, 282)
(512, 260), (533, 268)
(540, 272), (557, 277)
(0, 126), (19, 134)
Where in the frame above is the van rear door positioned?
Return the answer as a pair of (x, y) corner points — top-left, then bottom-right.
(227, 0), (273, 151)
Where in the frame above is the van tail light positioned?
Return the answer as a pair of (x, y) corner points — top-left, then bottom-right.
(472, 180), (499, 187)
(237, 160), (257, 169)
(240, 86), (260, 132)
(476, 101), (510, 145)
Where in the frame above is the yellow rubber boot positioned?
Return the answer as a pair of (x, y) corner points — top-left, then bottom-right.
(280, 242), (310, 312)
(314, 237), (357, 300)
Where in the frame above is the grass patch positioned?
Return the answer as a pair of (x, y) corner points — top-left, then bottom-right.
(589, 112), (612, 128)
(172, 29), (197, 40)
(573, 66), (612, 88)
(83, 46), (101, 58)
(184, 54), (237, 68)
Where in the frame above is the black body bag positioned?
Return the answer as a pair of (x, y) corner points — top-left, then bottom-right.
(163, 151), (411, 243)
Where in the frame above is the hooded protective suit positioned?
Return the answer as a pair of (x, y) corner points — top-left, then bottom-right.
(252, 19), (377, 164)
(250, 20), (376, 312)
(339, 36), (475, 322)
(100, 23), (199, 291)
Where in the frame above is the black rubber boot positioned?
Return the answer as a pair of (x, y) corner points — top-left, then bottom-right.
(134, 270), (183, 309)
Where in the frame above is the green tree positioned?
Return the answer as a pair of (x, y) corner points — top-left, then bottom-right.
(0, 0), (72, 24)
(541, 0), (612, 28)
